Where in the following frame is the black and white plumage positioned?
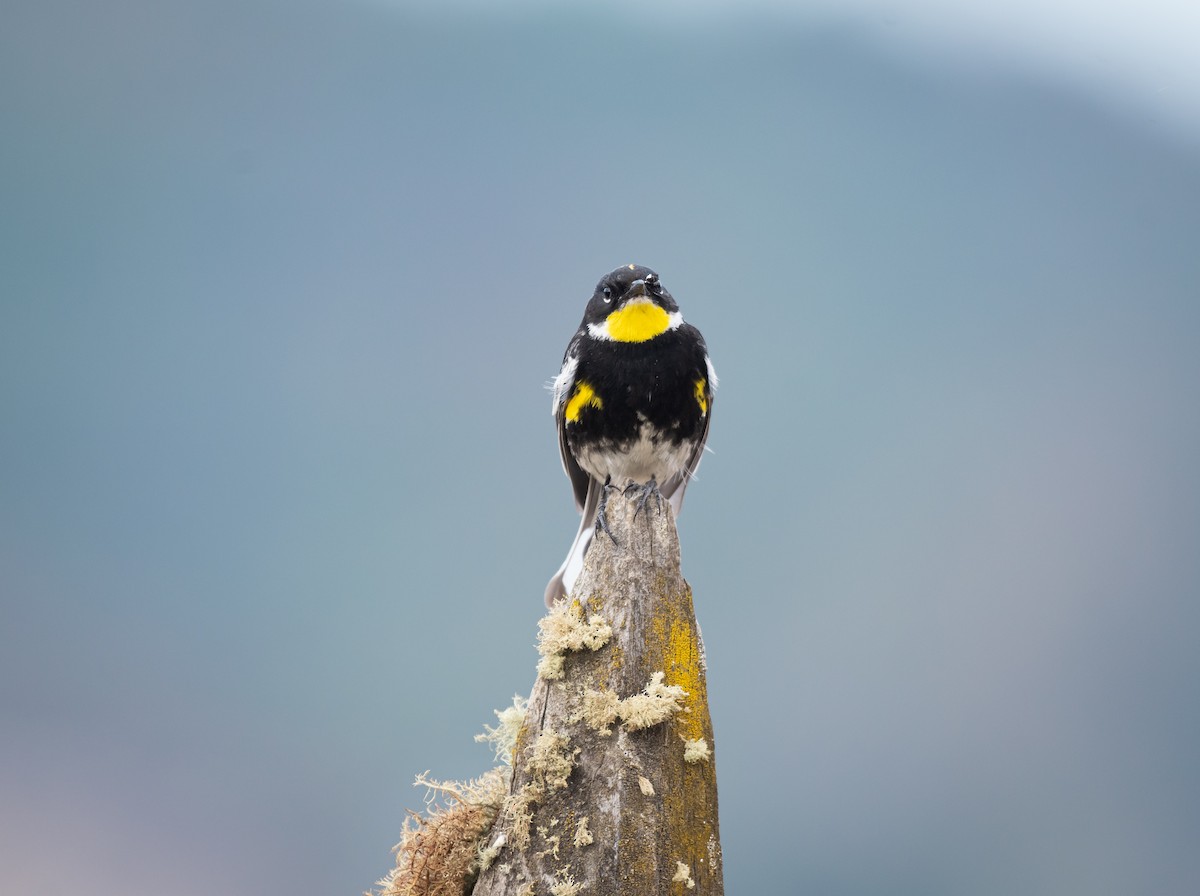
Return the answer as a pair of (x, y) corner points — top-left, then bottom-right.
(545, 264), (716, 606)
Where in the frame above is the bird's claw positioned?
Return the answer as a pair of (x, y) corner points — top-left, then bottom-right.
(626, 476), (664, 519)
(595, 477), (620, 544)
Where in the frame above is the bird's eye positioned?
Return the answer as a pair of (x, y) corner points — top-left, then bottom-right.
(645, 273), (659, 290)
(602, 286), (613, 303)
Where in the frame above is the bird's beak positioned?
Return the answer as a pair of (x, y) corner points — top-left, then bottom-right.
(624, 279), (649, 301)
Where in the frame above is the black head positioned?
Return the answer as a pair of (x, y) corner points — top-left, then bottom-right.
(582, 264), (679, 326)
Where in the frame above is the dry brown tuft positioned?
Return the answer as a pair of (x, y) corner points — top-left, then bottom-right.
(374, 769), (508, 896)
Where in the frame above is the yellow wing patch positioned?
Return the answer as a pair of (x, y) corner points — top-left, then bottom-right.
(694, 378), (708, 416)
(605, 300), (671, 343)
(565, 381), (603, 422)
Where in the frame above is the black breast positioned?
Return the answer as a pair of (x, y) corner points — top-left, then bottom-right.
(570, 326), (709, 449)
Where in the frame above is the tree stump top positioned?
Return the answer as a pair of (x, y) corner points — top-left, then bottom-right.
(472, 490), (723, 896)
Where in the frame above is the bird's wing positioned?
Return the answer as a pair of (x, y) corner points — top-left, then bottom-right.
(663, 342), (716, 518)
(665, 389), (712, 518)
(552, 340), (591, 512)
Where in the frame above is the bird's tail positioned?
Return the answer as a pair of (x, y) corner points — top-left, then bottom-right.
(544, 480), (601, 607)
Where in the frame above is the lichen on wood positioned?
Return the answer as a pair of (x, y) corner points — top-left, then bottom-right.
(472, 490), (723, 896)
(535, 598), (613, 680)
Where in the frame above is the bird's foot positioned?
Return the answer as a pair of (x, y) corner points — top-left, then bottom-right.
(625, 476), (664, 519)
(595, 476), (620, 544)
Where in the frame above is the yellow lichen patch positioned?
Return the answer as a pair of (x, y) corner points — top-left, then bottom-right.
(608, 643), (624, 675)
(643, 585), (722, 878)
(604, 299), (671, 343)
(648, 604), (708, 744)
(693, 378), (708, 416)
(564, 381), (603, 423)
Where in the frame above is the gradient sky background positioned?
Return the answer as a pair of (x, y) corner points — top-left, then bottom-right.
(2, 1), (1199, 894)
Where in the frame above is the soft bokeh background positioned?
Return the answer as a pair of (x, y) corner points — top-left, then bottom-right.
(3, 1), (1198, 894)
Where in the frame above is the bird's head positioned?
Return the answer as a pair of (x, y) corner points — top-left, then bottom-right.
(582, 264), (682, 343)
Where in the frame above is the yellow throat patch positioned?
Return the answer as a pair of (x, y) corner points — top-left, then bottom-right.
(565, 381), (603, 422)
(605, 299), (671, 343)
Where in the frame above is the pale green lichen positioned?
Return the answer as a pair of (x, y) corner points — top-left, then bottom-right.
(527, 730), (577, 792)
(550, 869), (584, 895)
(578, 687), (621, 735)
(579, 672), (688, 736)
(681, 737), (711, 764)
(637, 775), (655, 797)
(475, 695), (528, 764)
(537, 653), (566, 681)
(672, 861), (695, 889)
(477, 833), (505, 872)
(572, 816), (593, 848)
(502, 729), (579, 850)
(536, 599), (612, 680)
(615, 672), (687, 731)
(505, 786), (539, 851)
(535, 830), (562, 861)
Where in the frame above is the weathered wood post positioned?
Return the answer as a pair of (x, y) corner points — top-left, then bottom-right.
(472, 489), (723, 896)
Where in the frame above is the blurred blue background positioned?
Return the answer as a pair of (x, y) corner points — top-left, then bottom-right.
(3, 1), (1198, 894)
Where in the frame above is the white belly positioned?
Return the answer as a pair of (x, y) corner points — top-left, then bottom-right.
(575, 422), (692, 488)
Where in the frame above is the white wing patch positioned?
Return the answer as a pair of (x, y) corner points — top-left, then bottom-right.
(551, 354), (579, 414)
(705, 353), (719, 390)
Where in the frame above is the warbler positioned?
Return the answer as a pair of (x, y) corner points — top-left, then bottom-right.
(545, 264), (717, 606)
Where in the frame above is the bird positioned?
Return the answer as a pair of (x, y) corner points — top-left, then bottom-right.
(545, 264), (716, 606)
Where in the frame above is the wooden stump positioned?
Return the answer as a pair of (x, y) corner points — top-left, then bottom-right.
(472, 489), (723, 896)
